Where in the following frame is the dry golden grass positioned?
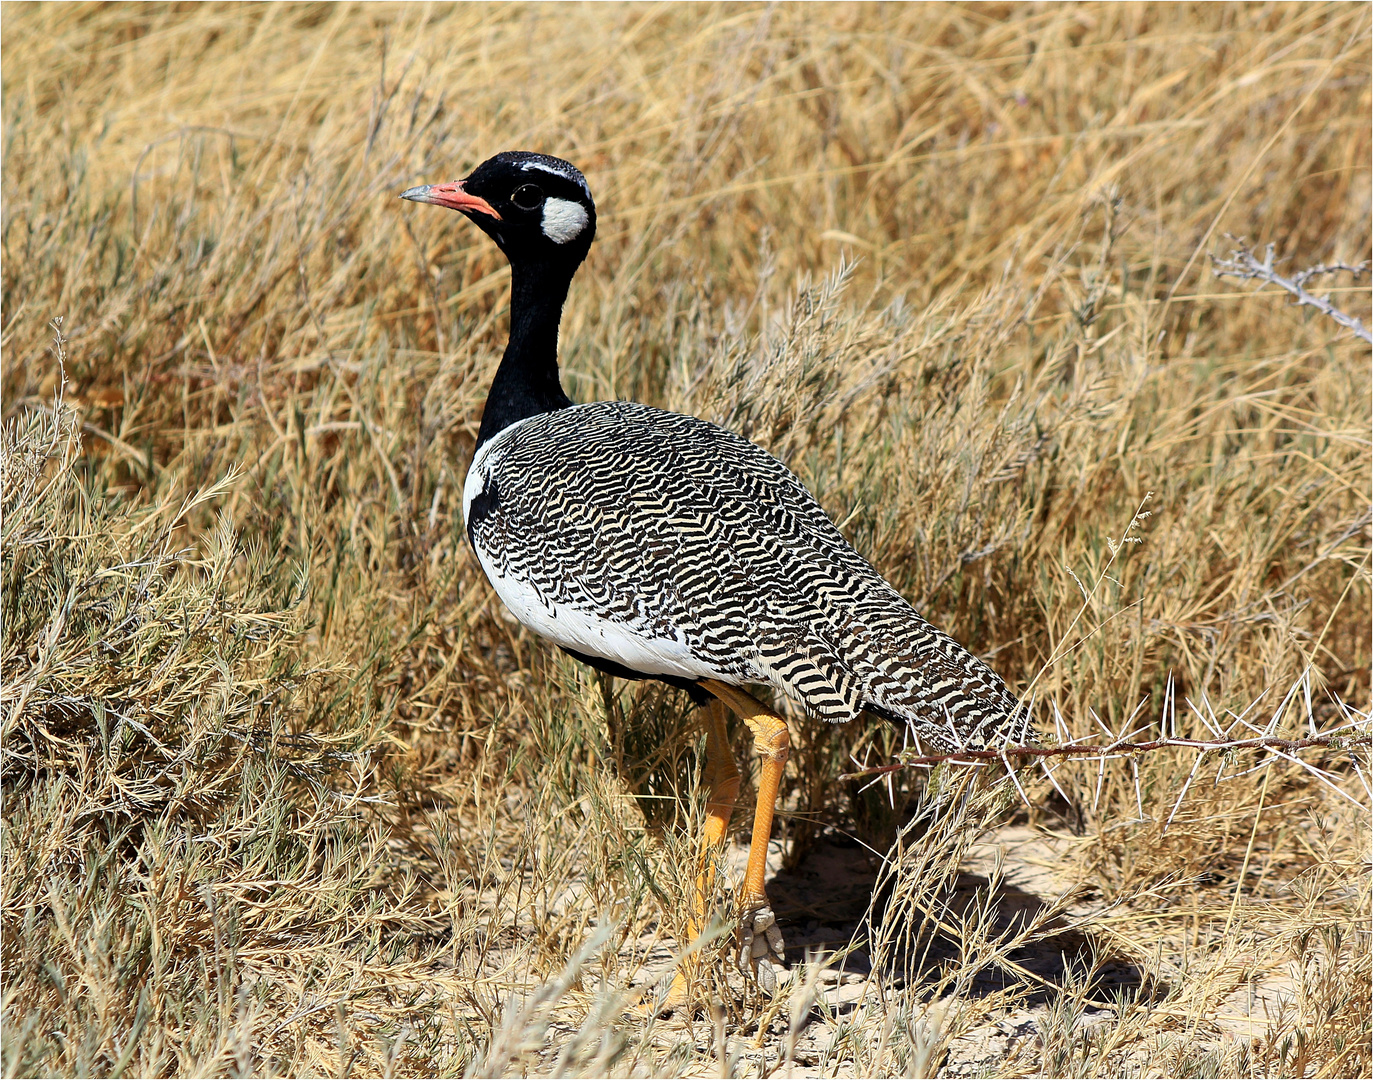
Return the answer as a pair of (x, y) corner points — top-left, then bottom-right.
(2, 3), (1370, 1077)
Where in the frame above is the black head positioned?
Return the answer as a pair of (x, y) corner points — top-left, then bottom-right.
(400, 151), (596, 268)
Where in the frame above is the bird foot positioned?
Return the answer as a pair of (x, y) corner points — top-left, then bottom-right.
(737, 904), (786, 993)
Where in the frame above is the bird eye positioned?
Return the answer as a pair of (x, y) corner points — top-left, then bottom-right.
(511, 184), (544, 210)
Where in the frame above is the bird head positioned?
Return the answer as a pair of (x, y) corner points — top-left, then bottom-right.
(400, 151), (596, 268)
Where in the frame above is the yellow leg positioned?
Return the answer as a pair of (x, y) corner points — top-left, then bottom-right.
(653, 684), (790, 1011)
(701, 679), (790, 990)
(662, 699), (740, 1008)
(695, 699), (741, 926)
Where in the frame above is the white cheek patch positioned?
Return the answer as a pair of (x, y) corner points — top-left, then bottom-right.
(541, 197), (589, 243)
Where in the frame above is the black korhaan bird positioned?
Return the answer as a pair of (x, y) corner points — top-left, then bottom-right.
(400, 151), (1029, 997)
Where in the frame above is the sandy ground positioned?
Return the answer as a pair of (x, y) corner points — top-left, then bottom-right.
(579, 824), (1306, 1077)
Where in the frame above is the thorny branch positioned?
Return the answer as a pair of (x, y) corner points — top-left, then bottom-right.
(837, 727), (1370, 780)
(1210, 237), (1371, 343)
(842, 674), (1371, 826)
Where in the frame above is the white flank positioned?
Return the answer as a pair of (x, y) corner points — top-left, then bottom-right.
(541, 198), (589, 244)
(477, 551), (717, 680)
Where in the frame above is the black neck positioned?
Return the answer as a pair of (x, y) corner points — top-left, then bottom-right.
(475, 259), (576, 450)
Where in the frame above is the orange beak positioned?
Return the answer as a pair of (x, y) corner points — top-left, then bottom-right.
(399, 180), (502, 220)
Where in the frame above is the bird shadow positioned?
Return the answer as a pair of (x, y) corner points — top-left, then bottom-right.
(766, 830), (1163, 1010)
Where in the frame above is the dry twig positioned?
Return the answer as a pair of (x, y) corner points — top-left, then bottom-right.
(1210, 238), (1371, 343)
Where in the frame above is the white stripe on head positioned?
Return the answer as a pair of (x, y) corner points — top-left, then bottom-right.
(519, 159), (591, 197)
(542, 197), (589, 243)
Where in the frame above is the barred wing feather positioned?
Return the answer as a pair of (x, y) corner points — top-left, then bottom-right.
(464, 400), (1027, 752)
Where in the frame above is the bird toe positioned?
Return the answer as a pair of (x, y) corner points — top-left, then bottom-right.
(737, 904), (786, 993)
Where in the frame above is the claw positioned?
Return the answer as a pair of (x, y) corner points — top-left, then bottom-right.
(737, 904), (786, 993)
